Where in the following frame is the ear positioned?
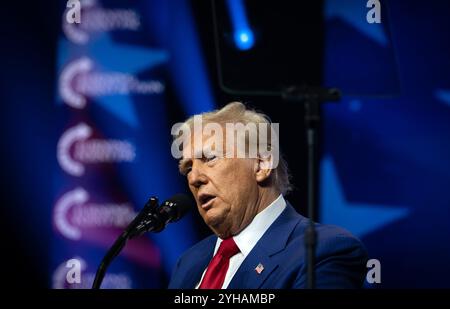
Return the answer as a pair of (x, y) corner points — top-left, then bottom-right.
(254, 155), (273, 184)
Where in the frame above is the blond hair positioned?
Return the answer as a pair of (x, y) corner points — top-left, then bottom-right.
(179, 102), (292, 195)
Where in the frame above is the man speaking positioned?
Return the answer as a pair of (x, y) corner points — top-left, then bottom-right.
(168, 102), (367, 289)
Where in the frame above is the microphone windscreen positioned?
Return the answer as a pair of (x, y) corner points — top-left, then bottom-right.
(162, 194), (194, 221)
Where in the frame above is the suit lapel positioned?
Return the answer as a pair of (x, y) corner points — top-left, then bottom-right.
(227, 203), (303, 289)
(179, 236), (216, 288)
(227, 245), (279, 288)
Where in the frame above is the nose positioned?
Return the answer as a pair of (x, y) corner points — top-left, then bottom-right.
(188, 160), (208, 188)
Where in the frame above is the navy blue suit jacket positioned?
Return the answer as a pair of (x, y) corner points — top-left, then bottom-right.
(168, 203), (368, 289)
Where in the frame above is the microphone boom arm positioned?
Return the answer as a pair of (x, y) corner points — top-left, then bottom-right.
(91, 194), (192, 289)
(91, 197), (159, 289)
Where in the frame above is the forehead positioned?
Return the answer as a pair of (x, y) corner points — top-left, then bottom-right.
(181, 132), (218, 159)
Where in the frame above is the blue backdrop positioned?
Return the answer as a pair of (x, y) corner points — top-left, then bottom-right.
(320, 0), (450, 288)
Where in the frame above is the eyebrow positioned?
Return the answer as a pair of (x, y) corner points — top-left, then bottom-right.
(178, 148), (218, 175)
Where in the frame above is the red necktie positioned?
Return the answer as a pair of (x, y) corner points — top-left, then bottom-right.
(199, 237), (240, 289)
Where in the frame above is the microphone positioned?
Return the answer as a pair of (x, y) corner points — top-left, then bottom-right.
(129, 194), (194, 238)
(92, 193), (193, 289)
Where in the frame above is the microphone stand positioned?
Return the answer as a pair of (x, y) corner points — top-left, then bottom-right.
(282, 86), (341, 289)
(91, 229), (130, 290)
(91, 197), (159, 289)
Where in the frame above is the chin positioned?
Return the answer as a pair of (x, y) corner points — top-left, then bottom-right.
(202, 207), (221, 223)
(204, 215), (224, 229)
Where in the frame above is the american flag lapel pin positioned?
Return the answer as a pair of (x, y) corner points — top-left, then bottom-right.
(255, 263), (264, 274)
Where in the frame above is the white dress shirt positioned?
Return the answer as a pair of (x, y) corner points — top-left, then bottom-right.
(196, 194), (286, 289)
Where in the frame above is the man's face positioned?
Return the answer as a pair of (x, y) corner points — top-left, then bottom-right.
(180, 133), (261, 239)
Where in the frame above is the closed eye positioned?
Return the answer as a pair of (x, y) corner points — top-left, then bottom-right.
(183, 166), (192, 176)
(204, 153), (220, 165)
(179, 159), (192, 176)
(205, 155), (216, 162)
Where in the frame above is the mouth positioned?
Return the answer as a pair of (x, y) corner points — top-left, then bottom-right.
(198, 193), (216, 210)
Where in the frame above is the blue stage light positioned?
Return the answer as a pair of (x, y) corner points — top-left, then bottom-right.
(227, 0), (254, 51)
(234, 29), (254, 50)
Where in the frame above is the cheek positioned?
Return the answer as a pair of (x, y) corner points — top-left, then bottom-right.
(218, 161), (254, 186)
(210, 159), (257, 205)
